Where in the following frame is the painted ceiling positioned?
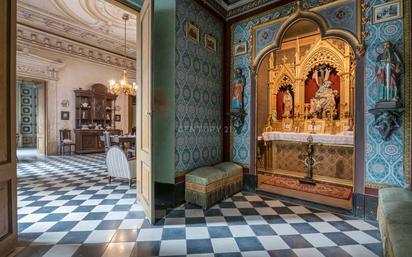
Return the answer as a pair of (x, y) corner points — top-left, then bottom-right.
(17, 0), (137, 58)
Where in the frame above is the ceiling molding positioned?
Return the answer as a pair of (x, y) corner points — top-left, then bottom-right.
(17, 24), (136, 72)
(199, 0), (289, 20)
(17, 49), (65, 81)
(17, 0), (137, 58)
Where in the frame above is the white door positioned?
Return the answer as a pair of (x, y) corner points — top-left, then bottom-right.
(0, 0), (17, 255)
(136, 0), (154, 223)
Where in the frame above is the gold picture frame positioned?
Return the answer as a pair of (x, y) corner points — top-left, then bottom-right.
(373, 0), (403, 24)
(281, 118), (294, 132)
(304, 119), (325, 134)
(234, 41), (248, 56)
(204, 34), (217, 52)
(186, 22), (200, 44)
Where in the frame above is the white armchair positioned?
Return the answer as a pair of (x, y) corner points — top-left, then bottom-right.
(106, 146), (136, 186)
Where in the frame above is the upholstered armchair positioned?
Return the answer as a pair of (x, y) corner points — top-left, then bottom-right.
(105, 146), (136, 186)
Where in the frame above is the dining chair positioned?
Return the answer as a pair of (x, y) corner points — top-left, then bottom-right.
(59, 129), (75, 155)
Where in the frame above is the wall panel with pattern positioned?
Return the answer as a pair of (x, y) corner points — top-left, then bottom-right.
(230, 0), (408, 187)
(175, 0), (224, 173)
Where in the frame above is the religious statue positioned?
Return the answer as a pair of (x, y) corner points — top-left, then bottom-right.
(375, 41), (402, 102)
(232, 68), (246, 109)
(282, 90), (293, 118)
(309, 80), (338, 118)
(369, 41), (404, 141)
(228, 67), (247, 134)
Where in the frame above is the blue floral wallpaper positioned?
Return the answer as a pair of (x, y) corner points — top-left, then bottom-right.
(175, 0), (224, 173)
(231, 0), (407, 187)
(364, 0), (406, 187)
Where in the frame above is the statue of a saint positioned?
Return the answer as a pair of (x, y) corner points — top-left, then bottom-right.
(376, 41), (402, 102)
(309, 80), (338, 117)
(232, 68), (246, 109)
(282, 90), (293, 118)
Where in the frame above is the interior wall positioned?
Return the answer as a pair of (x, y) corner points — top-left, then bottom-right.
(152, 0), (224, 185)
(175, 0), (224, 174)
(24, 48), (132, 153)
(230, 0), (409, 188)
(364, 0), (407, 187)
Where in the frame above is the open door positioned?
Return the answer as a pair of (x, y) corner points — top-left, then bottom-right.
(0, 0), (17, 256)
(136, 0), (155, 223)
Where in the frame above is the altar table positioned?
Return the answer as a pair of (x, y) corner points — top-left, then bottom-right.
(261, 131), (354, 145)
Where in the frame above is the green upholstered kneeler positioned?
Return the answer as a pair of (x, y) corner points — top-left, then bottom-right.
(378, 188), (412, 257)
(185, 167), (225, 209)
(214, 162), (243, 197)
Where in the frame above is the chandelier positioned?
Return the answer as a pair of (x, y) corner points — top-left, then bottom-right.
(109, 13), (137, 96)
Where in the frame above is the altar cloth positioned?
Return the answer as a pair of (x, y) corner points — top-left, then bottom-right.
(261, 131), (354, 145)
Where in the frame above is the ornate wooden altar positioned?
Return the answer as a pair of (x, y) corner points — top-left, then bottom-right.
(256, 31), (356, 209)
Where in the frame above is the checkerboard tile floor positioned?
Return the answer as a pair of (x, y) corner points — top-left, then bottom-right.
(15, 154), (383, 257)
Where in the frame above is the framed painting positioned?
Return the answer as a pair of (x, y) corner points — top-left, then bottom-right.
(373, 0), (402, 24)
(115, 114), (121, 122)
(61, 111), (70, 120)
(186, 22), (200, 44)
(205, 34), (217, 52)
(234, 41), (247, 56)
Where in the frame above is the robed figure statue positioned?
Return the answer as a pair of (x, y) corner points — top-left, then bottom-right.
(375, 41), (402, 102)
(232, 68), (246, 109)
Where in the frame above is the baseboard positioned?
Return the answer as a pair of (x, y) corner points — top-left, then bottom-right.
(243, 174), (257, 192)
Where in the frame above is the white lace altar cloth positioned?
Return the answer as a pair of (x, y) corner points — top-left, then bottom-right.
(261, 131), (354, 145)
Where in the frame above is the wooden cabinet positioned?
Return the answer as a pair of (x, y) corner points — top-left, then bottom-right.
(74, 129), (122, 154)
(74, 83), (117, 129)
(74, 84), (121, 154)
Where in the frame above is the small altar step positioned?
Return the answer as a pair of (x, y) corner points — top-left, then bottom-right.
(257, 168), (353, 187)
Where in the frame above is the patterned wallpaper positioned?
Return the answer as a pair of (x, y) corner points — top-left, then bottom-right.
(175, 0), (224, 173)
(231, 1), (298, 165)
(364, 0), (406, 187)
(230, 0), (408, 187)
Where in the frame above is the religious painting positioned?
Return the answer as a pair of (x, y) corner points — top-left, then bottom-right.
(61, 111), (70, 120)
(234, 41), (248, 56)
(204, 34), (217, 52)
(186, 22), (200, 44)
(115, 114), (121, 122)
(231, 68), (246, 110)
(373, 0), (402, 24)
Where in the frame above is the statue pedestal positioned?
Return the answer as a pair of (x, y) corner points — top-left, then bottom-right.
(368, 101), (404, 141)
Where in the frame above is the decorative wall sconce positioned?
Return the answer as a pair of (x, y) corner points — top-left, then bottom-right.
(61, 99), (69, 107)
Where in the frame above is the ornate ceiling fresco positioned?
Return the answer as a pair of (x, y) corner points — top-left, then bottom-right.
(17, 0), (137, 58)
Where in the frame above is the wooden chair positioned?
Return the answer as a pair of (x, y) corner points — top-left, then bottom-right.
(106, 146), (136, 186)
(59, 129), (75, 155)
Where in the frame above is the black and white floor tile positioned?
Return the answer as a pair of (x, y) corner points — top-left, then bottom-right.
(15, 154), (383, 257)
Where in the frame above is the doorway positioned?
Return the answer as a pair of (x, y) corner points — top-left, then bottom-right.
(16, 79), (47, 160)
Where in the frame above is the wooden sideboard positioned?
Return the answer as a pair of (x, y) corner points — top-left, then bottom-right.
(74, 129), (122, 154)
(74, 84), (120, 154)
